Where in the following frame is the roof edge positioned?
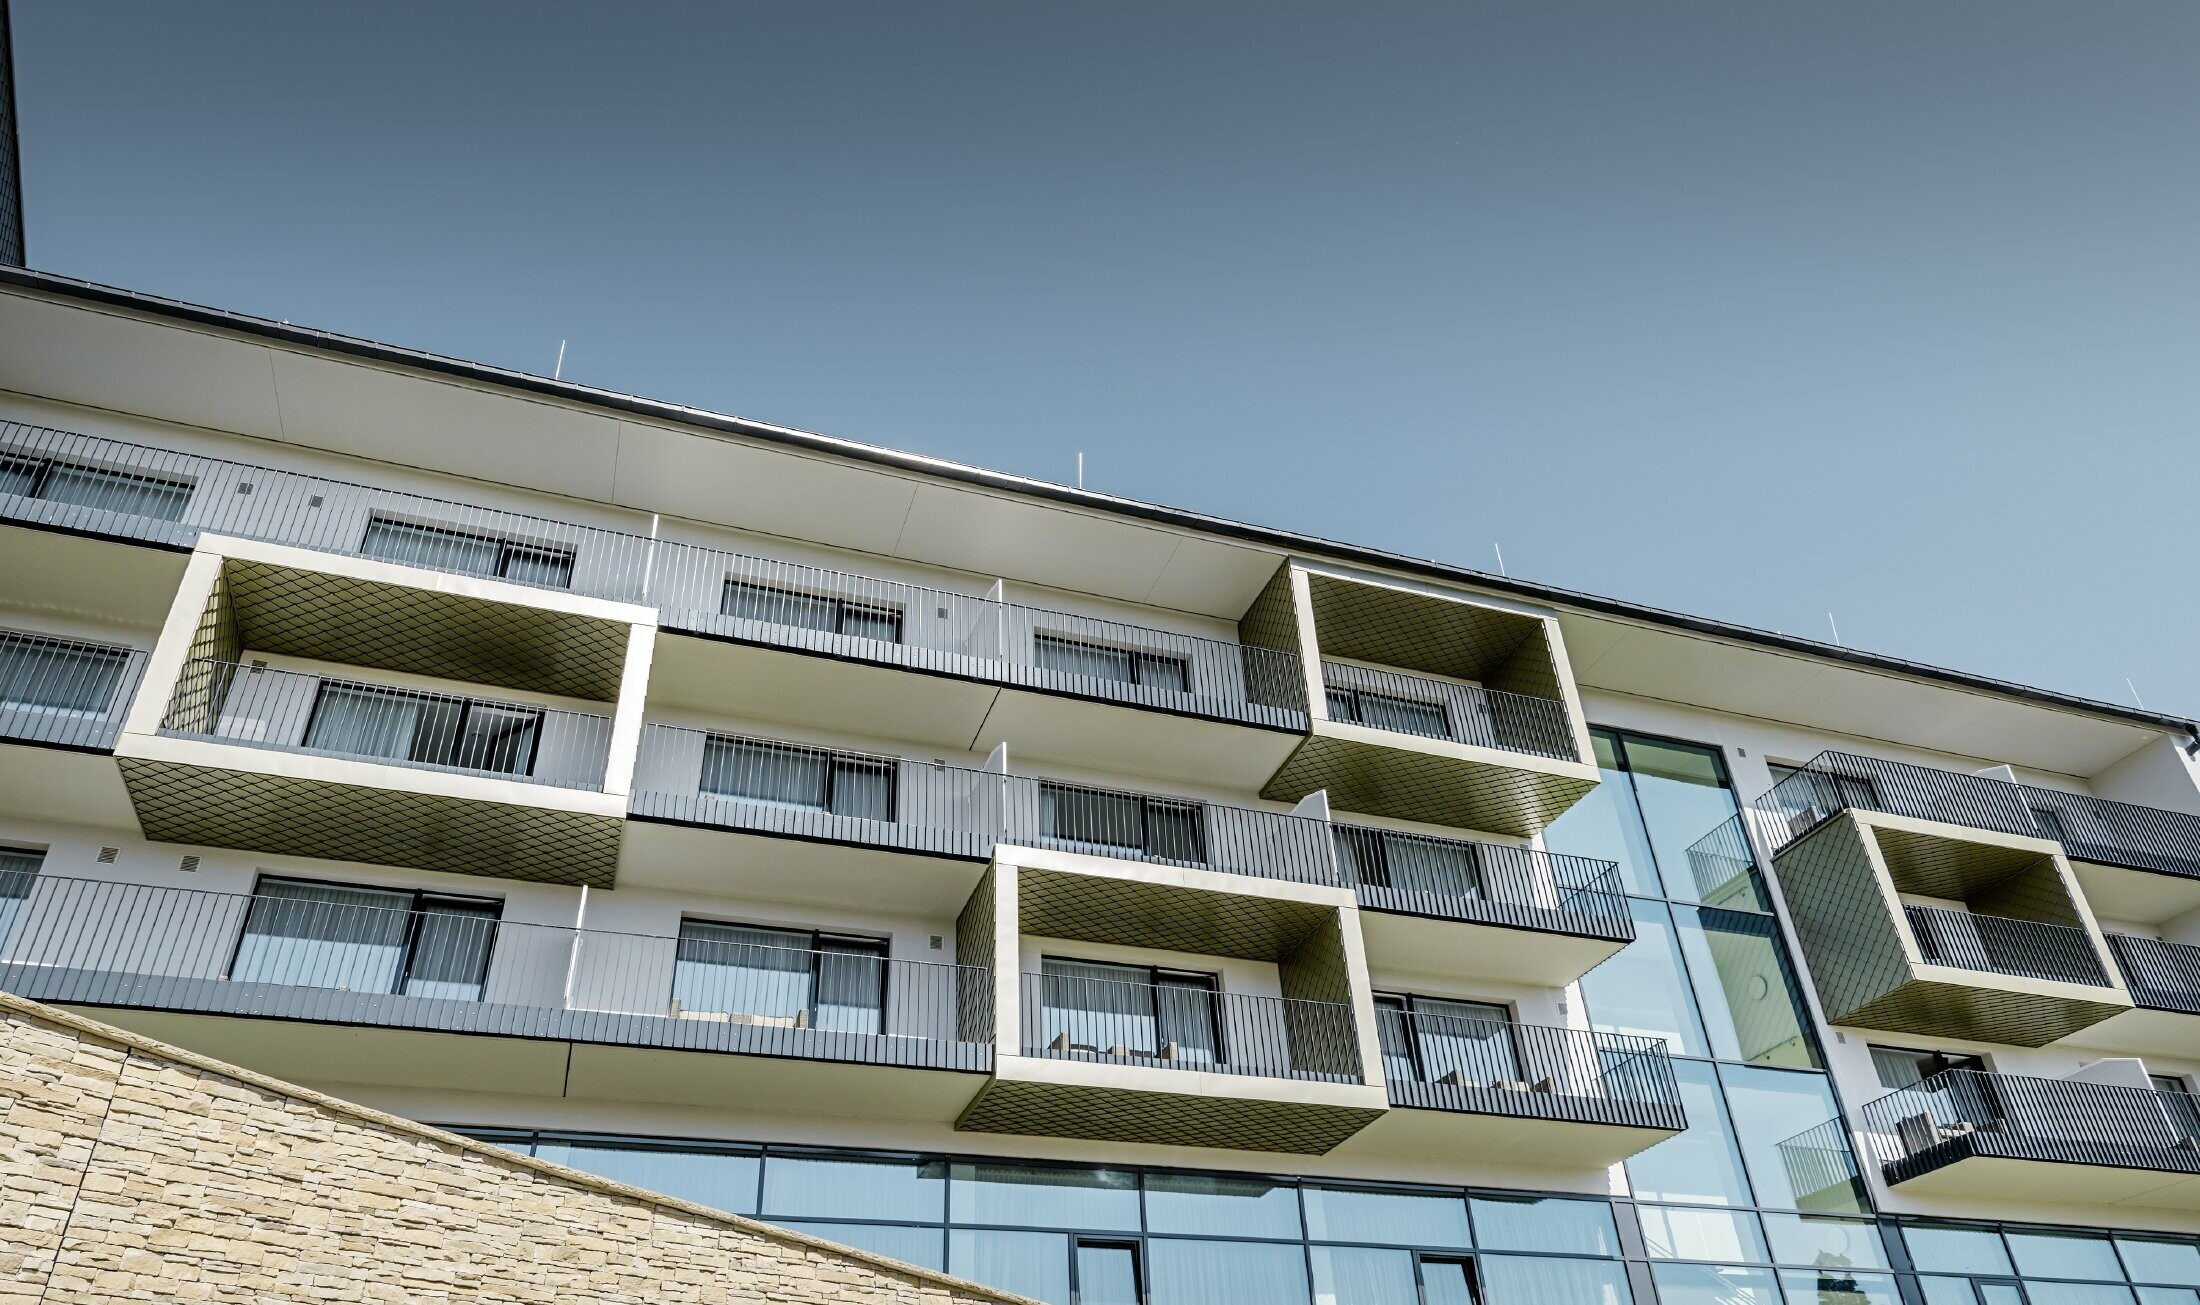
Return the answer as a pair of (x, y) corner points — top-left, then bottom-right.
(2, 264), (2190, 740)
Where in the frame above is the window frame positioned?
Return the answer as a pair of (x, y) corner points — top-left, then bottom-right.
(1070, 1236), (1144, 1305)
(721, 578), (906, 644)
(672, 918), (893, 1033)
(302, 679), (546, 778)
(1038, 955), (1227, 1063)
(1373, 991), (1522, 1088)
(358, 514), (579, 589)
(0, 452), (197, 520)
(228, 873), (504, 1002)
(1326, 684), (1454, 740)
(1033, 632), (1192, 694)
(698, 735), (898, 821)
(1036, 780), (1208, 865)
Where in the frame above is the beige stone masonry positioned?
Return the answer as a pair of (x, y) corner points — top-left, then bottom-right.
(0, 991), (1032, 1305)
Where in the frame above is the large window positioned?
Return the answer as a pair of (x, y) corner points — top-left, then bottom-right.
(1547, 728), (1760, 906)
(360, 515), (576, 589)
(1333, 826), (1483, 900)
(1038, 781), (1205, 864)
(1036, 957), (1220, 1064)
(1326, 685), (1451, 739)
(0, 847), (40, 951)
(671, 921), (887, 1034)
(0, 453), (194, 520)
(230, 876), (499, 1001)
(1374, 993), (1520, 1087)
(722, 578), (903, 643)
(303, 682), (542, 777)
(699, 736), (895, 821)
(0, 633), (129, 715)
(1034, 633), (1190, 693)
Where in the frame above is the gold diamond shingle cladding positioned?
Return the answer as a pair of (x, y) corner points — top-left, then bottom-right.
(1263, 732), (1595, 838)
(956, 1078), (1384, 1155)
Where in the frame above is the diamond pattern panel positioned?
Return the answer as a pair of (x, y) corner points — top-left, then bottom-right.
(1841, 976), (2131, 1049)
(1305, 573), (1542, 683)
(221, 558), (630, 701)
(117, 755), (623, 886)
(1235, 565), (1302, 657)
(956, 1076), (1384, 1154)
(1871, 825), (2080, 926)
(1016, 866), (1333, 961)
(1263, 731), (1596, 838)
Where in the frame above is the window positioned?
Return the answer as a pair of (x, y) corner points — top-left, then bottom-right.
(760, 1153), (943, 1222)
(1034, 633), (1190, 694)
(1300, 1184), (1471, 1249)
(1073, 1240), (1142, 1305)
(303, 682), (543, 777)
(230, 877), (499, 1001)
(1038, 957), (1221, 1063)
(2031, 806), (2069, 843)
(1546, 727), (1759, 905)
(0, 847), (40, 950)
(1870, 1046), (1988, 1091)
(360, 516), (576, 589)
(1038, 781), (1205, 864)
(722, 578), (904, 643)
(1374, 994), (1520, 1087)
(0, 633), (129, 715)
(0, 453), (193, 520)
(699, 736), (895, 821)
(1472, 1196), (1619, 1256)
(1673, 905), (1820, 1069)
(1326, 685), (1450, 739)
(1143, 1173), (1302, 1238)
(672, 921), (887, 1035)
(1332, 826), (1482, 900)
(2151, 1075), (2200, 1142)
(951, 1163), (1141, 1232)
(534, 1138), (759, 1215)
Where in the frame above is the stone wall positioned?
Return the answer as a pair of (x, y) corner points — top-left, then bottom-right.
(0, 992), (1031, 1304)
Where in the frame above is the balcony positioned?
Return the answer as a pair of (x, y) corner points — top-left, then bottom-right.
(1014, 970), (1359, 1083)
(0, 628), (150, 826)
(1334, 822), (1632, 984)
(1768, 801), (2130, 1045)
(121, 658), (625, 885)
(1349, 1009), (1685, 1167)
(0, 868), (993, 1119)
(1855, 1069), (2200, 1209)
(2063, 935), (2200, 1059)
(0, 421), (1309, 785)
(1253, 566), (1598, 837)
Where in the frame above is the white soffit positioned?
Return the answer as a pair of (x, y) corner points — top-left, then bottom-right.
(1562, 612), (2156, 776)
(0, 293), (285, 439)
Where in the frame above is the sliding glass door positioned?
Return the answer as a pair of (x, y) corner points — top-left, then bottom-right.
(673, 921), (888, 1035)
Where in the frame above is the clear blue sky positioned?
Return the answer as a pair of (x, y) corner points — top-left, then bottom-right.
(14, 2), (2200, 717)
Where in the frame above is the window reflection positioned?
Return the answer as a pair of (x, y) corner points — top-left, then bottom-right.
(1719, 1064), (1864, 1213)
(1673, 905), (1819, 1069)
(1626, 1060), (1753, 1206)
(1545, 729), (1667, 896)
(1582, 899), (1711, 1057)
(1652, 1263), (1781, 1305)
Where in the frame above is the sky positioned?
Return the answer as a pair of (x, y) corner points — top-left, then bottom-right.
(13, 2), (2200, 717)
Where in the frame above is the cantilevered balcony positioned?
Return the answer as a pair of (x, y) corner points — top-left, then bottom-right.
(0, 628), (147, 752)
(2069, 934), (2200, 1059)
(1855, 1069), (2200, 1209)
(0, 868), (992, 1118)
(1016, 970), (1359, 1083)
(0, 422), (1309, 786)
(1350, 1009), (1686, 1167)
(1251, 566), (1599, 837)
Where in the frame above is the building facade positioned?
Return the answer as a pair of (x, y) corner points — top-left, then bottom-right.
(0, 266), (2197, 1304)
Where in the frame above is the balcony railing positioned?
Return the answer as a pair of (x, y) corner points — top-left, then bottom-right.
(2020, 784), (2200, 881)
(1902, 904), (2112, 987)
(1332, 822), (1632, 938)
(1375, 1008), (1685, 1131)
(1, 420), (1307, 729)
(1771, 1118), (1870, 1213)
(0, 869), (992, 1071)
(2107, 933), (2200, 1015)
(160, 659), (613, 791)
(1319, 660), (1575, 761)
(1856, 1069), (2200, 1185)
(0, 629), (148, 752)
(1020, 972), (1361, 1083)
(1677, 813), (1767, 908)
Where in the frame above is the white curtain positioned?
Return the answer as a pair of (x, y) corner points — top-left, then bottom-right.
(39, 463), (192, 520)
(0, 636), (127, 714)
(304, 685), (429, 762)
(361, 518), (502, 576)
(1041, 959), (1154, 1053)
(674, 922), (813, 1018)
(1310, 1245), (1418, 1305)
(232, 879), (411, 993)
(1147, 1239), (1310, 1305)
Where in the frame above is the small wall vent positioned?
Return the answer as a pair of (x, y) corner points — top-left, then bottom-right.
(178, 855), (201, 873)
(929, 935), (944, 951)
(95, 847), (119, 864)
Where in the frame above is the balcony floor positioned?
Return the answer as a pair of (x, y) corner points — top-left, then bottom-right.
(958, 1053), (1387, 1155)
(1885, 1134), (2200, 1211)
(1342, 1086), (1683, 1168)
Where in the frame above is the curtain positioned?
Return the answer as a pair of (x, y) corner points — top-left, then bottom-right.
(1414, 999), (1519, 1085)
(0, 848), (39, 955)
(38, 463), (192, 520)
(1134, 650), (1191, 692)
(1358, 690), (1450, 739)
(1147, 1239), (1311, 1305)
(536, 1141), (758, 1216)
(1479, 1255), (1632, 1305)
(1155, 976), (1220, 1064)
(498, 543), (575, 589)
(1386, 834), (1481, 899)
(361, 518), (503, 576)
(304, 685), (433, 763)
(673, 922), (813, 1019)
(0, 636), (126, 713)
(836, 602), (903, 643)
(1420, 1261), (1475, 1305)
(1310, 1245), (1419, 1305)
(1039, 784), (1143, 856)
(949, 1230), (1070, 1305)
(813, 941), (886, 1034)
(702, 738), (831, 808)
(1040, 958), (1155, 1053)
(0, 454), (38, 498)
(401, 898), (499, 1001)
(723, 580), (840, 632)
(1333, 828), (1388, 889)
(1035, 634), (1134, 685)
(232, 879), (412, 993)
(828, 757), (895, 821)
(450, 703), (540, 775)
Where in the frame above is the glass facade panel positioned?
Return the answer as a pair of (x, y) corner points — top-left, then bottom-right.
(949, 1230), (1069, 1305)
(1480, 1254), (1632, 1304)
(1761, 1215), (1887, 1271)
(1905, 1226), (2016, 1276)
(1919, 1279), (1979, 1305)
(759, 1154), (943, 1222)
(1308, 1246), (1418, 1305)
(1627, 1059), (1753, 1206)
(1583, 899), (1711, 1057)
(1302, 1186), (1470, 1248)
(2024, 1286), (2139, 1305)
(1652, 1262), (1780, 1305)
(1718, 1064), (1861, 1213)
(1778, 1269), (1903, 1304)
(534, 1139), (758, 1215)
(1625, 737), (1745, 904)
(2119, 1240), (2200, 1288)
(1146, 1238), (1310, 1305)
(1638, 1204), (1767, 1262)
(772, 1220), (943, 1270)
(1143, 1172), (1301, 1239)
(1545, 729), (1666, 896)
(2139, 1291), (2200, 1305)
(1471, 1195), (1619, 1255)
(2007, 1231), (2127, 1283)
(949, 1162), (1140, 1232)
(1673, 905), (1818, 1069)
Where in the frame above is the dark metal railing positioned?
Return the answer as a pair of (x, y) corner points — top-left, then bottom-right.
(1, 419), (1307, 728)
(1375, 1008), (1684, 1130)
(1004, 776), (1342, 887)
(1902, 904), (2112, 987)
(1858, 1069), (2200, 1183)
(1020, 972), (1361, 1082)
(0, 629), (148, 752)
(1755, 751), (2041, 855)
(1677, 813), (1767, 908)
(2020, 784), (2200, 881)
(1332, 822), (1631, 936)
(1771, 1117), (1869, 1212)
(1319, 660), (1575, 760)
(0, 869), (992, 1071)
(2107, 933), (2200, 1015)
(160, 659), (613, 790)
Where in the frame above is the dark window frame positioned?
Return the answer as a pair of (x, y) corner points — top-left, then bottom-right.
(302, 679), (546, 779)
(1039, 955), (1227, 1064)
(0, 451), (197, 521)
(1070, 1237), (1144, 1305)
(1326, 684), (1454, 741)
(228, 872), (504, 1002)
(698, 735), (898, 821)
(1033, 632), (1192, 693)
(359, 514), (578, 589)
(1036, 780), (1208, 865)
(721, 578), (906, 644)
(1373, 991), (1522, 1087)
(672, 918), (893, 1032)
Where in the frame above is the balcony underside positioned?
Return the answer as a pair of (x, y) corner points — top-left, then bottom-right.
(50, 999), (989, 1122)
(1834, 970), (2131, 1048)
(1358, 905), (1629, 987)
(2064, 1006), (2200, 1059)
(1884, 1137), (2200, 1211)
(115, 753), (624, 886)
(2071, 859), (2200, 929)
(958, 1055), (1387, 1155)
(0, 743), (136, 826)
(0, 521), (187, 629)
(618, 816), (992, 918)
(1261, 724), (1598, 838)
(648, 631), (1300, 790)
(1343, 1087), (1682, 1167)
(1009, 852), (1341, 961)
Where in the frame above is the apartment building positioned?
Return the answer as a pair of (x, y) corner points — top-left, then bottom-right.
(0, 267), (2197, 1305)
